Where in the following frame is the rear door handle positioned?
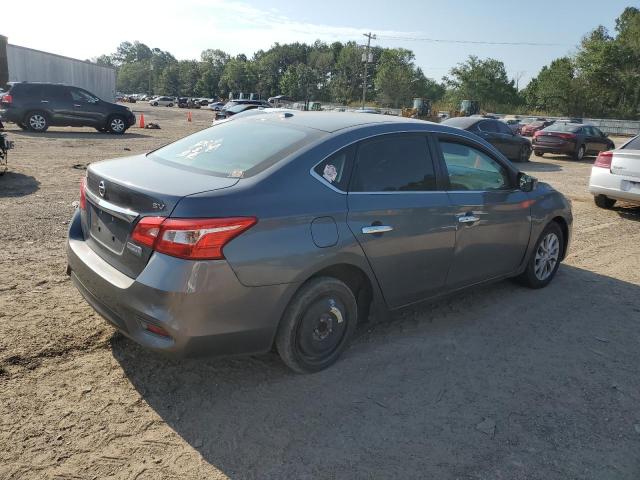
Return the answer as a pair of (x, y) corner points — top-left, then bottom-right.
(362, 225), (394, 234)
(458, 215), (480, 224)
(40, 100), (49, 104)
(73, 104), (82, 107)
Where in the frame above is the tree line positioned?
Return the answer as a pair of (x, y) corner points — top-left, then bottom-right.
(96, 6), (640, 118)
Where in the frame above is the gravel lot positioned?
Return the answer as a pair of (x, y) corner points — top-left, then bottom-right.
(1, 104), (639, 479)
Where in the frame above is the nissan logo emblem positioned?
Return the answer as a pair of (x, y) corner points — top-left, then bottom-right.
(98, 181), (106, 197)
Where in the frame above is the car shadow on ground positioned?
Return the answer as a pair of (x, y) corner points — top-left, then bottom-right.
(537, 154), (598, 165)
(113, 265), (640, 479)
(0, 171), (40, 197)
(614, 204), (640, 221)
(522, 161), (562, 172)
(4, 128), (150, 140)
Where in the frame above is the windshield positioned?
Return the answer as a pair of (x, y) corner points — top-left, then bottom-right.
(149, 118), (320, 178)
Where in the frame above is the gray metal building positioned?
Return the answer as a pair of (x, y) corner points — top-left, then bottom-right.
(0, 35), (116, 101)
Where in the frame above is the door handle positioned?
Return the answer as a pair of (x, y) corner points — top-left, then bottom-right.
(73, 104), (82, 107)
(40, 100), (49, 104)
(458, 215), (480, 224)
(362, 225), (393, 234)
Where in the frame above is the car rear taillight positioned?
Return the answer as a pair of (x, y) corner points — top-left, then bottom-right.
(1, 94), (13, 104)
(594, 151), (613, 168)
(131, 217), (257, 260)
(556, 133), (577, 140)
(79, 177), (87, 210)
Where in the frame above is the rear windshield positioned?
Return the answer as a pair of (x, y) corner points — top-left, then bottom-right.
(543, 123), (581, 133)
(149, 118), (320, 178)
(622, 135), (640, 150)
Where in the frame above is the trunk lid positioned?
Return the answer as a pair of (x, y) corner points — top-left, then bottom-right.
(83, 154), (239, 278)
(610, 150), (640, 179)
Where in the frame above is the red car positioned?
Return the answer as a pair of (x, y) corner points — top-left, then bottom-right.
(521, 120), (554, 137)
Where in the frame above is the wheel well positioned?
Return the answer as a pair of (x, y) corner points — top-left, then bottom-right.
(309, 264), (373, 324)
(551, 216), (569, 260)
(23, 110), (49, 123)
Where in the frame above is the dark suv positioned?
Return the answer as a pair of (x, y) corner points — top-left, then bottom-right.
(0, 83), (136, 134)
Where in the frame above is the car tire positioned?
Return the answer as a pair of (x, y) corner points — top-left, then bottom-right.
(153, 102), (158, 106)
(25, 111), (49, 132)
(594, 195), (616, 209)
(573, 144), (585, 161)
(534, 150), (543, 157)
(107, 115), (127, 135)
(168, 103), (173, 107)
(516, 222), (564, 289)
(516, 144), (531, 163)
(276, 277), (357, 374)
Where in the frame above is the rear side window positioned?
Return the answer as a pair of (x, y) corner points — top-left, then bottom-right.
(477, 121), (497, 133)
(350, 134), (436, 192)
(622, 135), (640, 150)
(12, 84), (44, 97)
(314, 147), (354, 191)
(440, 141), (510, 191)
(150, 118), (319, 178)
(496, 122), (513, 135)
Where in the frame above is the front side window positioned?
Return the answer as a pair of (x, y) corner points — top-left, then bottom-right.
(496, 121), (513, 135)
(477, 121), (497, 133)
(440, 141), (510, 191)
(350, 135), (436, 192)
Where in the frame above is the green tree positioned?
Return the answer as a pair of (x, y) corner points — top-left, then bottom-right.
(374, 48), (415, 108)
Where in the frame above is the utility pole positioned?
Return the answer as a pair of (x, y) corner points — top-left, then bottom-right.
(362, 32), (376, 109)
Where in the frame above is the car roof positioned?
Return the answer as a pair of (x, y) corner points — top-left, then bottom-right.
(238, 111), (430, 133)
(441, 117), (482, 129)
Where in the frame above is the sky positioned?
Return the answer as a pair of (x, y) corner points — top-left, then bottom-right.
(2, 0), (635, 87)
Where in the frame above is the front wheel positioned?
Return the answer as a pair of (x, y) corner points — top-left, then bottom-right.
(516, 222), (564, 289)
(516, 144), (531, 163)
(276, 277), (357, 373)
(534, 150), (544, 157)
(107, 115), (127, 134)
(168, 103), (174, 107)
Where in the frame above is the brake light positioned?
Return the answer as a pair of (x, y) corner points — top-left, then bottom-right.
(533, 131), (543, 138)
(594, 151), (613, 168)
(130, 217), (257, 260)
(1, 94), (12, 104)
(556, 133), (577, 140)
(79, 177), (87, 210)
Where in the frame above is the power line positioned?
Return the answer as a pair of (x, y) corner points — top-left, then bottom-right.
(377, 35), (564, 47)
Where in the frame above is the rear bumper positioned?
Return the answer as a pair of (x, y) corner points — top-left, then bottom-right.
(588, 167), (640, 204)
(66, 209), (293, 357)
(532, 140), (575, 154)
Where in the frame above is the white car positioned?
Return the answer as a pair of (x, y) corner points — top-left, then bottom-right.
(149, 96), (175, 107)
(589, 135), (640, 208)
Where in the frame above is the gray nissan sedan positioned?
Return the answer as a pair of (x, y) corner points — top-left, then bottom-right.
(67, 112), (572, 373)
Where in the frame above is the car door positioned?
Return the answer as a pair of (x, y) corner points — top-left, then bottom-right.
(43, 85), (75, 125)
(434, 135), (532, 289)
(346, 133), (457, 308)
(68, 88), (105, 127)
(591, 127), (611, 153)
(475, 120), (502, 152)
(495, 120), (521, 159)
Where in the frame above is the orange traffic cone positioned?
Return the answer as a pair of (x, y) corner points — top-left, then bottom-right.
(187, 111), (192, 123)
(139, 113), (145, 128)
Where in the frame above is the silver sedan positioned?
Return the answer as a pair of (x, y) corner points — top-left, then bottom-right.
(589, 135), (640, 208)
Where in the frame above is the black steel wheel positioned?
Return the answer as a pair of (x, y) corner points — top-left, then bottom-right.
(276, 277), (357, 373)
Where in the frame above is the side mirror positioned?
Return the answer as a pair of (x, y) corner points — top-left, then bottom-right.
(518, 172), (538, 192)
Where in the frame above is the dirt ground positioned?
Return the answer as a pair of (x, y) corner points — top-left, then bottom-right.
(1, 103), (639, 480)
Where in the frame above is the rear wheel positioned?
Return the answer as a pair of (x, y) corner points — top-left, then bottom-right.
(153, 102), (158, 106)
(276, 277), (357, 373)
(594, 195), (616, 209)
(516, 222), (564, 289)
(168, 103), (174, 107)
(26, 112), (49, 132)
(573, 144), (585, 161)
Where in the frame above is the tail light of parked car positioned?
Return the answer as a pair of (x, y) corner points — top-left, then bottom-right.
(594, 151), (613, 168)
(0, 94), (12, 104)
(131, 216), (257, 260)
(79, 177), (87, 210)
